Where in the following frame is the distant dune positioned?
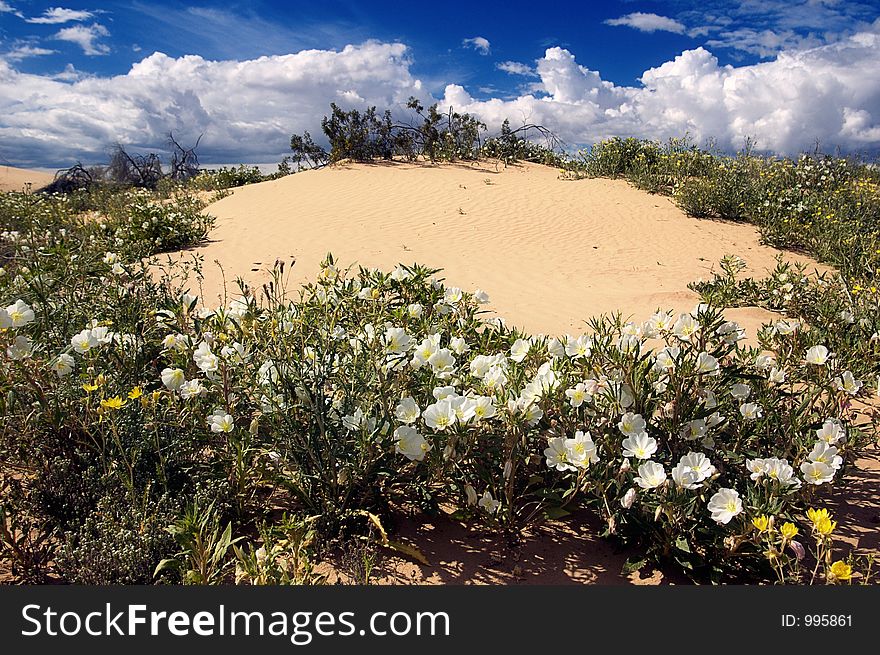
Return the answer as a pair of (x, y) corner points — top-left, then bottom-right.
(0, 166), (54, 192)
(179, 160), (825, 338)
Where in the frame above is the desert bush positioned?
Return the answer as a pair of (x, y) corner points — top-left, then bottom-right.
(289, 100), (564, 167)
(190, 165), (264, 191)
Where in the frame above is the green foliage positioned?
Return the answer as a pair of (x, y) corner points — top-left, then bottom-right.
(289, 100), (564, 167)
(190, 165), (265, 191)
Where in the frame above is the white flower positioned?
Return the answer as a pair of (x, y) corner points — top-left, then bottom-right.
(208, 410), (235, 433)
(422, 400), (457, 431)
(755, 354), (776, 370)
(746, 458), (769, 481)
(565, 334), (592, 359)
(71, 328), (99, 354)
(730, 383), (751, 400)
(617, 412), (646, 437)
(769, 367), (787, 383)
(411, 334), (440, 368)
(449, 336), (470, 355)
(478, 491), (500, 514)
(473, 289), (490, 304)
(565, 382), (590, 408)
(179, 379), (206, 400)
(707, 488), (743, 525)
(716, 321), (744, 344)
(510, 338), (531, 363)
(833, 371), (862, 395)
(383, 326), (411, 354)
(565, 430), (598, 469)
(111, 262), (125, 275)
(161, 367), (185, 390)
(443, 287), (463, 304)
(774, 319), (800, 335)
(51, 353), (75, 377)
(634, 461), (667, 489)
(680, 418), (707, 441)
(808, 441), (843, 471)
(483, 366), (508, 390)
(620, 487), (638, 508)
(193, 341), (219, 373)
(390, 265), (411, 282)
(428, 348), (456, 375)
(739, 402), (763, 421)
(805, 345), (829, 365)
(407, 303), (423, 318)
(800, 461), (835, 485)
(672, 451), (716, 489)
(816, 419), (845, 445)
(90, 326), (113, 346)
(654, 346), (680, 371)
(672, 313), (700, 340)
(161, 333), (190, 353)
(621, 432), (658, 460)
(432, 385), (457, 401)
(5, 300), (35, 328)
(520, 402), (544, 426)
(544, 437), (573, 471)
(450, 396), (477, 424)
(764, 458), (799, 486)
(695, 352), (719, 375)
(472, 396), (496, 421)
(342, 408), (376, 433)
(102, 251), (119, 265)
(394, 426), (431, 461)
(6, 335), (32, 360)
(546, 337), (565, 358)
(647, 310), (675, 333)
(395, 397), (421, 424)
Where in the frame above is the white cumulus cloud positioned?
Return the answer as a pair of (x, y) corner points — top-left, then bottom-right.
(496, 61), (537, 76)
(605, 12), (687, 34)
(1, 33), (879, 167)
(27, 7), (94, 24)
(54, 23), (110, 55)
(463, 36), (491, 54)
(0, 42), (424, 166)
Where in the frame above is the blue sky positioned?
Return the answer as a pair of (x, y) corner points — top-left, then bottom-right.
(1, 1), (879, 166)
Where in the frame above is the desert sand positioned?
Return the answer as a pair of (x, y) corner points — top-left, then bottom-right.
(183, 160), (826, 339)
(0, 165), (54, 193)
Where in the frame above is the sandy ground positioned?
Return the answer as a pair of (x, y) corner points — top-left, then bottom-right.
(180, 160), (827, 340)
(0, 165), (54, 193)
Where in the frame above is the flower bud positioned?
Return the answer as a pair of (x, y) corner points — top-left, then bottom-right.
(464, 484), (478, 506)
(620, 487), (637, 509)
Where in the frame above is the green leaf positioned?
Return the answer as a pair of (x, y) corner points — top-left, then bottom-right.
(675, 536), (691, 553)
(622, 557), (648, 575)
(543, 506), (572, 520)
(153, 558), (179, 578)
(387, 540), (430, 566)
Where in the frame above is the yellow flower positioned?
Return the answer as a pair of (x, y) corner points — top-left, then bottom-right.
(100, 396), (127, 410)
(780, 522), (798, 540)
(752, 515), (771, 533)
(82, 381), (99, 393)
(807, 507), (837, 536)
(128, 386), (143, 400)
(829, 560), (852, 582)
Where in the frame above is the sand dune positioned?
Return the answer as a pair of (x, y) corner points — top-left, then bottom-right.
(0, 165), (54, 193)
(183, 161), (825, 338)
